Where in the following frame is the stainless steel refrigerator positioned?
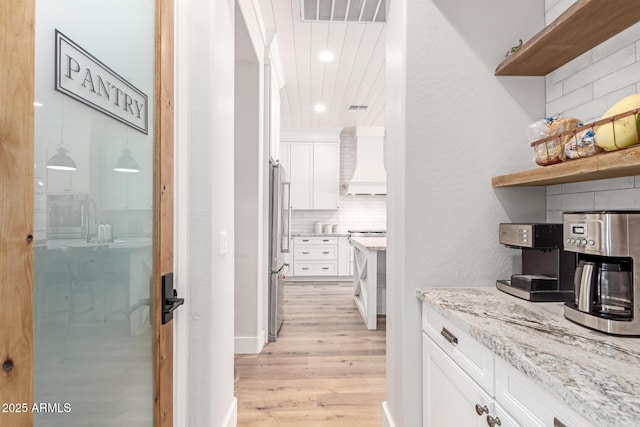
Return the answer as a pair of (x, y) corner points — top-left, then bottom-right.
(268, 161), (291, 342)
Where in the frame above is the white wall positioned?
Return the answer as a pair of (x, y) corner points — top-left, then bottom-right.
(542, 1), (640, 221)
(234, 1), (266, 354)
(385, 1), (546, 425)
(175, 0), (237, 425)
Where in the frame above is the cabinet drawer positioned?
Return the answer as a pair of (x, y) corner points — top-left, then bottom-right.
(294, 236), (337, 245)
(422, 303), (494, 394)
(294, 261), (337, 276)
(294, 245), (337, 260)
(495, 357), (594, 427)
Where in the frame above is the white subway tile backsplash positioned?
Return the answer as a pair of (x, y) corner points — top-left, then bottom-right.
(593, 62), (640, 98)
(545, 0), (577, 26)
(595, 188), (640, 210)
(592, 23), (640, 63)
(547, 185), (562, 196)
(546, 51), (592, 86)
(546, 85), (593, 117)
(546, 82), (562, 102)
(561, 177), (635, 194)
(546, 210), (563, 223)
(546, 192), (594, 211)
(563, 45), (635, 94)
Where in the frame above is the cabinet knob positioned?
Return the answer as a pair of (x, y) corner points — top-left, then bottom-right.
(486, 415), (501, 426)
(475, 404), (489, 416)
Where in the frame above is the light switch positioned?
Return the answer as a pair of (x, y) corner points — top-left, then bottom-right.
(219, 231), (228, 254)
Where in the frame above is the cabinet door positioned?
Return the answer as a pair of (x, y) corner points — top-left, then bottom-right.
(493, 403), (521, 427)
(313, 142), (340, 209)
(423, 333), (494, 427)
(289, 142), (313, 209)
(338, 236), (351, 276)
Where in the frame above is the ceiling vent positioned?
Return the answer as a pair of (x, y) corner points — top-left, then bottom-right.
(347, 105), (369, 111)
(301, 0), (386, 23)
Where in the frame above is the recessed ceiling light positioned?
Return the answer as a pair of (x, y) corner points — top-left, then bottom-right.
(319, 51), (334, 62)
(314, 104), (326, 113)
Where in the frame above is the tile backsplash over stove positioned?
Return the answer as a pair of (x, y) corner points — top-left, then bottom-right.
(291, 196), (386, 233)
(290, 132), (387, 234)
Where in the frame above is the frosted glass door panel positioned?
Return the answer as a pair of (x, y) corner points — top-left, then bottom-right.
(33, 1), (155, 425)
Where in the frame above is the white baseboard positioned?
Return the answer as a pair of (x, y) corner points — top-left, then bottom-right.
(234, 330), (265, 354)
(382, 401), (396, 427)
(223, 397), (237, 427)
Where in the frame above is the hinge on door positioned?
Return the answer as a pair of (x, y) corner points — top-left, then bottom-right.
(162, 273), (184, 324)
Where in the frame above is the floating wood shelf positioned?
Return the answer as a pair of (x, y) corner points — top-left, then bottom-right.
(492, 145), (640, 187)
(495, 0), (640, 76)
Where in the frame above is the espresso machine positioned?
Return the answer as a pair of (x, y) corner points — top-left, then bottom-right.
(497, 223), (575, 302)
(564, 211), (640, 336)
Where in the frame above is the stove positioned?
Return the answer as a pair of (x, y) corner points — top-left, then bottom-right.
(348, 230), (387, 237)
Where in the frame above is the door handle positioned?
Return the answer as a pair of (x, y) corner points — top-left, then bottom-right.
(162, 273), (184, 324)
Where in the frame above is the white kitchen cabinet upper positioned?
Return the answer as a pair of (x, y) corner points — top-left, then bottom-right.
(280, 135), (340, 210)
(312, 142), (340, 209)
(287, 142), (314, 209)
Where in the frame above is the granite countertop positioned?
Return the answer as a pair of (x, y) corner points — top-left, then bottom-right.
(416, 287), (640, 426)
(45, 237), (152, 250)
(349, 236), (387, 251)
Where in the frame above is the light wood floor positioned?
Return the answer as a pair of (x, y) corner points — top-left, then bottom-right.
(235, 282), (386, 427)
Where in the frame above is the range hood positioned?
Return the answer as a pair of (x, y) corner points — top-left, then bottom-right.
(345, 127), (386, 195)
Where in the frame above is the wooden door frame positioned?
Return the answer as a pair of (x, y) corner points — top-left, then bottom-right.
(154, 0), (175, 425)
(0, 0), (175, 425)
(0, 1), (36, 425)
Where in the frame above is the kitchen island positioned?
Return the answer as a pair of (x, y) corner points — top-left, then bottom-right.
(40, 238), (153, 335)
(350, 236), (386, 330)
(417, 287), (640, 426)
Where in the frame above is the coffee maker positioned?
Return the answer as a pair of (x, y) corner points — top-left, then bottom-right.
(564, 211), (640, 336)
(497, 223), (575, 302)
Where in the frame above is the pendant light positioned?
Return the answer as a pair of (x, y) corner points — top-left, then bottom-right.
(114, 128), (140, 173)
(46, 146), (78, 170)
(113, 146), (140, 173)
(46, 99), (78, 171)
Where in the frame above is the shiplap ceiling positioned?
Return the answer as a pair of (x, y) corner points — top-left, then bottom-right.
(259, 0), (386, 129)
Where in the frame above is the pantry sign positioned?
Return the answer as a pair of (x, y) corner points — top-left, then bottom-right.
(54, 30), (149, 134)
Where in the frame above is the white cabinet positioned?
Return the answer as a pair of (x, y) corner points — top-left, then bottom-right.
(312, 142), (340, 209)
(289, 236), (352, 278)
(279, 141), (339, 210)
(292, 236), (337, 276)
(288, 142), (314, 209)
(422, 303), (594, 427)
(338, 236), (351, 276)
(423, 333), (494, 427)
